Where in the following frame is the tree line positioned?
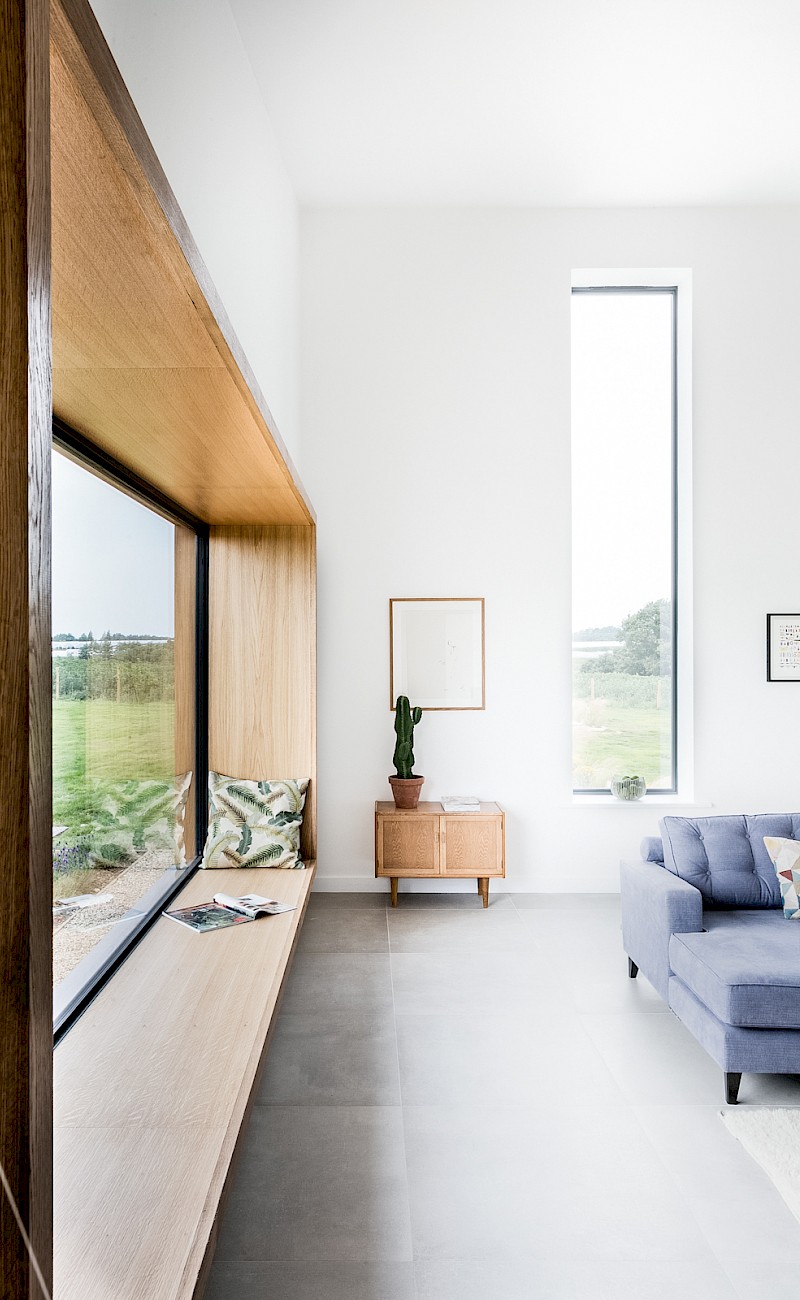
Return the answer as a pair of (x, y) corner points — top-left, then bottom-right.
(580, 599), (672, 677)
(52, 639), (174, 702)
(53, 631), (166, 643)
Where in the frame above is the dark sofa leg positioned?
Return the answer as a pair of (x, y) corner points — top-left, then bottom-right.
(725, 1072), (742, 1105)
(627, 957), (639, 979)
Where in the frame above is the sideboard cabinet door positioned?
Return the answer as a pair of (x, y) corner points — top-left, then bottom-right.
(440, 814), (504, 877)
(376, 815), (440, 876)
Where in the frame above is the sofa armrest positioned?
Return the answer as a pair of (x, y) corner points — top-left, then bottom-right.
(640, 836), (664, 864)
(620, 860), (703, 1001)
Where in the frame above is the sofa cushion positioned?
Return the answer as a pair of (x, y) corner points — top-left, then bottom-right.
(659, 814), (800, 907)
(669, 915), (800, 1028)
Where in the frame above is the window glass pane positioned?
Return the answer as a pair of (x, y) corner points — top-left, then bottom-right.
(571, 289), (675, 792)
(52, 450), (195, 992)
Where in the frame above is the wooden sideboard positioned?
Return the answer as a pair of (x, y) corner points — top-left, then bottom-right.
(375, 801), (505, 906)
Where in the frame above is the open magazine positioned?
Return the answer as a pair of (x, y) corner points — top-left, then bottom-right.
(214, 893), (296, 918)
(164, 893), (296, 933)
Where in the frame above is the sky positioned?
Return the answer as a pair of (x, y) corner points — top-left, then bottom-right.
(571, 289), (673, 633)
(51, 450), (175, 637)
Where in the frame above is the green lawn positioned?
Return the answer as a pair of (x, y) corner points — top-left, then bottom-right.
(573, 698), (672, 789)
(53, 699), (177, 901)
(53, 699), (175, 788)
(53, 699), (178, 884)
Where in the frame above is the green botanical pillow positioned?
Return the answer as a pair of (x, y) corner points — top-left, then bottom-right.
(74, 772), (192, 869)
(201, 774), (309, 870)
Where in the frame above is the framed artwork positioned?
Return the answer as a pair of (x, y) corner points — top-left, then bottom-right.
(389, 598), (485, 710)
(767, 613), (800, 681)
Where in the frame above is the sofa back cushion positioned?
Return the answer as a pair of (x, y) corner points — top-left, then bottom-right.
(660, 814), (800, 907)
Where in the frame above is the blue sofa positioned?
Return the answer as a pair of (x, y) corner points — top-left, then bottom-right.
(620, 813), (800, 1104)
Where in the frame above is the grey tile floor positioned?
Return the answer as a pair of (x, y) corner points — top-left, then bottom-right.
(206, 892), (800, 1300)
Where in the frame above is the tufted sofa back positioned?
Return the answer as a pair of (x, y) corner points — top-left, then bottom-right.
(658, 814), (800, 907)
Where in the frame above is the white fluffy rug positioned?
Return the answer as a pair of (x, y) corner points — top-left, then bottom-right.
(721, 1108), (800, 1222)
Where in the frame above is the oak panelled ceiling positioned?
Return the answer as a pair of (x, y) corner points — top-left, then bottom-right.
(50, 0), (313, 527)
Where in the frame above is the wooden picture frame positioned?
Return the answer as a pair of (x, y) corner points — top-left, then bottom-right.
(767, 613), (800, 682)
(389, 598), (485, 710)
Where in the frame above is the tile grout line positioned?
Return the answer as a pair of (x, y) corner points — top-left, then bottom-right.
(386, 898), (419, 1299)
(624, 1101), (751, 1297)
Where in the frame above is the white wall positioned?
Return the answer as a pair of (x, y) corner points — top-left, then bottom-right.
(90, 0), (301, 463)
(301, 206), (800, 891)
(61, 12), (800, 895)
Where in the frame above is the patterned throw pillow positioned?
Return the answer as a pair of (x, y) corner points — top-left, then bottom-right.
(201, 774), (309, 869)
(80, 772), (192, 868)
(764, 837), (800, 918)
(172, 771), (193, 865)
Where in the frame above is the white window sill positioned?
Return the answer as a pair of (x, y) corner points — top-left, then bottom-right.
(569, 795), (713, 809)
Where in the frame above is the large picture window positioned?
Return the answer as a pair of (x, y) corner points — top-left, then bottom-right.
(52, 436), (206, 1031)
(571, 283), (682, 795)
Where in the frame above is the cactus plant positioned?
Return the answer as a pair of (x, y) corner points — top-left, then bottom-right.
(393, 695), (422, 778)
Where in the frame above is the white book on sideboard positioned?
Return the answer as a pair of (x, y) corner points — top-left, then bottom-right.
(441, 796), (481, 813)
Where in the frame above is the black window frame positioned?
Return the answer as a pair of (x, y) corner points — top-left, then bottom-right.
(571, 284), (679, 796)
(52, 417), (209, 1041)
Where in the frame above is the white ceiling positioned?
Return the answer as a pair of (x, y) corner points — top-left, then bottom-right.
(228, 0), (800, 206)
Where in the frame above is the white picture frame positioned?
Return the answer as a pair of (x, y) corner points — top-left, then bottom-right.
(389, 598), (485, 710)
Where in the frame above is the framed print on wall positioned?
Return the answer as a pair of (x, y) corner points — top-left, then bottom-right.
(390, 598), (485, 710)
(767, 613), (800, 681)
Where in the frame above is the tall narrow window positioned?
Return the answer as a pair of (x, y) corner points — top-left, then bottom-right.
(571, 285), (677, 794)
(52, 447), (198, 1009)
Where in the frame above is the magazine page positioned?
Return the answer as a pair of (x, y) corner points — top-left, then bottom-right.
(164, 902), (252, 933)
(213, 893), (296, 917)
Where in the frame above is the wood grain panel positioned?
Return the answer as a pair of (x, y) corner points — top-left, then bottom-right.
(52, 365), (307, 525)
(377, 817), (440, 874)
(50, 46), (219, 372)
(53, 864), (314, 1300)
(209, 526), (317, 861)
(0, 0), (53, 1292)
(55, 1125), (226, 1300)
(441, 815), (504, 877)
(49, 0), (315, 527)
(375, 801), (445, 816)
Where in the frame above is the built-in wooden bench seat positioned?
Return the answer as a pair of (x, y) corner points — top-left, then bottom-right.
(53, 864), (315, 1299)
(0, 0), (317, 1285)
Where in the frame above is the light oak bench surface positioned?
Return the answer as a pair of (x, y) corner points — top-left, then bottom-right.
(53, 864), (315, 1300)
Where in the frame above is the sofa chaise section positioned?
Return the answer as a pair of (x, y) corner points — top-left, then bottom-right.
(621, 813), (800, 1104)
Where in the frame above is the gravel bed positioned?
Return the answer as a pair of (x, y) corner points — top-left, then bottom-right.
(53, 849), (175, 987)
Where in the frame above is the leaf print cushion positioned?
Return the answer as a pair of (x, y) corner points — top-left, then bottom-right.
(201, 774), (309, 869)
(67, 772), (193, 869)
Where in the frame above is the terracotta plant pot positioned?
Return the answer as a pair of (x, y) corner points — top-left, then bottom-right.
(389, 775), (424, 809)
